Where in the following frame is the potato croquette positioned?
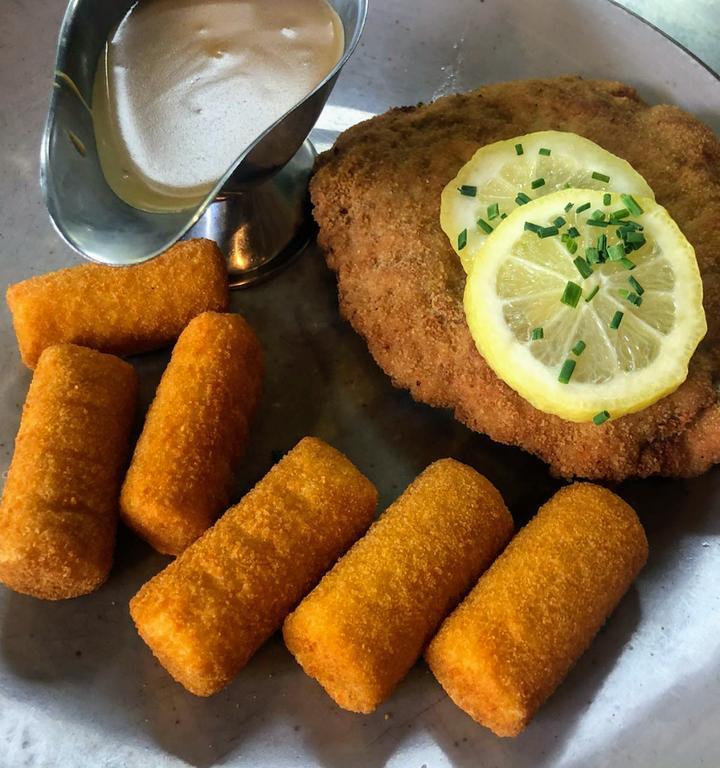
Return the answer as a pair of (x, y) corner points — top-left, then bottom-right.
(425, 483), (648, 737)
(312, 76), (720, 480)
(6, 238), (228, 368)
(0, 344), (138, 599)
(120, 312), (263, 555)
(130, 437), (377, 696)
(283, 459), (513, 714)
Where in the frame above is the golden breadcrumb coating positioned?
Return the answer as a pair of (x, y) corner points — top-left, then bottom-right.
(283, 459), (513, 713)
(130, 437), (377, 696)
(6, 239), (229, 368)
(0, 344), (138, 599)
(120, 311), (264, 555)
(311, 76), (720, 480)
(425, 483), (648, 737)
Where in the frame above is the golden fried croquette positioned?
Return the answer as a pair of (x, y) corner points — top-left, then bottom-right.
(6, 239), (228, 368)
(283, 459), (513, 713)
(130, 437), (377, 696)
(0, 344), (138, 599)
(425, 483), (648, 737)
(120, 311), (263, 555)
(311, 76), (720, 480)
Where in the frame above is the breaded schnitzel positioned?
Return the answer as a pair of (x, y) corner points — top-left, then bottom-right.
(311, 77), (720, 481)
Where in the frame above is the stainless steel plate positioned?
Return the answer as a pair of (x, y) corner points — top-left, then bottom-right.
(1, 1), (719, 766)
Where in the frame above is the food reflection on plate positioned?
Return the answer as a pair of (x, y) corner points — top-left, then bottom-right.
(2, 73), (720, 741)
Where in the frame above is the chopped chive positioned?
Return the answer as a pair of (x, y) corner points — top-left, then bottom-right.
(585, 246), (601, 264)
(625, 231), (646, 246)
(597, 234), (607, 252)
(576, 202), (592, 214)
(539, 147), (552, 156)
(607, 243), (626, 261)
(585, 285), (600, 302)
(593, 410), (611, 425)
(573, 256), (593, 279)
(629, 276), (645, 295)
(563, 182), (572, 189)
(539, 226), (559, 238)
(620, 257), (636, 270)
(627, 292), (643, 306)
(572, 340), (587, 356)
(621, 193), (644, 216)
(564, 202), (574, 212)
(524, 221), (543, 234)
(487, 202), (500, 220)
(558, 359), (576, 384)
(618, 288), (630, 299)
(609, 207), (631, 222)
(590, 209), (606, 221)
(515, 143), (524, 156)
(458, 185), (477, 197)
(586, 219), (609, 227)
(531, 327), (544, 341)
(516, 192), (532, 205)
(531, 177), (546, 189)
(567, 226), (580, 238)
(561, 281), (582, 308)
(603, 193), (612, 206)
(563, 236), (578, 255)
(477, 218), (494, 235)
(553, 216), (567, 228)
(458, 228), (468, 250)
(610, 311), (624, 329)
(500, 212), (508, 219)
(592, 171), (611, 183)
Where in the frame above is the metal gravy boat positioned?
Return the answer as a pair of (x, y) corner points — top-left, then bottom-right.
(41, 0), (368, 286)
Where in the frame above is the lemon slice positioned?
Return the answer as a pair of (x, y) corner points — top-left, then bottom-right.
(464, 189), (706, 423)
(441, 131), (655, 273)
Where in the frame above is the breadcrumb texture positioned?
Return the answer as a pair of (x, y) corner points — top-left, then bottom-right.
(6, 238), (229, 368)
(130, 437), (377, 696)
(283, 459), (513, 713)
(311, 76), (720, 480)
(425, 483), (648, 737)
(0, 344), (138, 599)
(120, 311), (264, 555)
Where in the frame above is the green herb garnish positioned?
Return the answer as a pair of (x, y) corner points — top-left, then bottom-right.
(561, 281), (582, 308)
(592, 171), (611, 183)
(610, 311), (624, 329)
(531, 177), (546, 190)
(515, 143), (524, 156)
(628, 276), (644, 295)
(572, 340), (587, 356)
(531, 327), (544, 340)
(458, 229), (468, 250)
(576, 202), (592, 214)
(516, 192), (532, 206)
(487, 202), (500, 220)
(459, 185), (477, 197)
(539, 147), (551, 156)
(593, 410), (611, 425)
(585, 285), (600, 302)
(607, 243), (626, 261)
(573, 256), (593, 279)
(477, 218), (494, 235)
(603, 193), (612, 206)
(621, 193), (644, 216)
(558, 359), (576, 384)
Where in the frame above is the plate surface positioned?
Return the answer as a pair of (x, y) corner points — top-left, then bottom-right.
(1, 1), (719, 766)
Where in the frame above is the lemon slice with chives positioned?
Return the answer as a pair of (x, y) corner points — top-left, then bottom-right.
(441, 131), (655, 273)
(464, 189), (706, 423)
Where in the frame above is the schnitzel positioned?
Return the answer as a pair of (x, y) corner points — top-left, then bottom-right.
(311, 77), (720, 481)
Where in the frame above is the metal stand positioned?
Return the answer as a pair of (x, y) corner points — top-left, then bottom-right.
(184, 140), (317, 288)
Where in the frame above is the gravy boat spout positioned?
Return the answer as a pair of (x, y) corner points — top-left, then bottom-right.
(40, 0), (368, 275)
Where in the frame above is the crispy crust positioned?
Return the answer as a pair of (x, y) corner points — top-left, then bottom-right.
(0, 344), (137, 599)
(283, 459), (513, 713)
(425, 483), (648, 737)
(6, 239), (229, 368)
(120, 312), (264, 555)
(311, 77), (720, 480)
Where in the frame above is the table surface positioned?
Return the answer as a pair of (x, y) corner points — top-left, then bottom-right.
(0, 2), (719, 768)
